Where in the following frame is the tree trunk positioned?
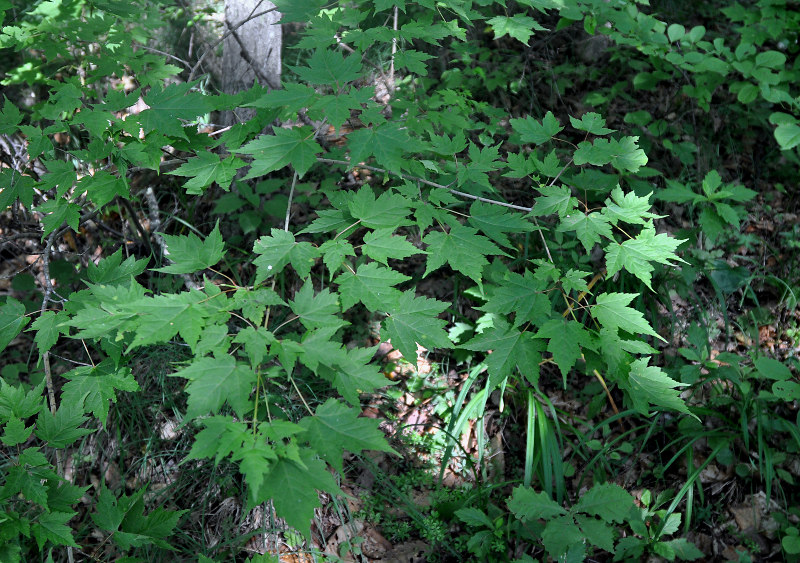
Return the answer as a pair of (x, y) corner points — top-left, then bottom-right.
(222, 0), (282, 125)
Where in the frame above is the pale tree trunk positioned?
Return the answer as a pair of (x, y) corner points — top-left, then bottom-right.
(222, 0), (282, 125)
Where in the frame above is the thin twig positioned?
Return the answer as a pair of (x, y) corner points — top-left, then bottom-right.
(389, 6), (398, 90)
(317, 157), (535, 213)
(144, 187), (200, 291)
(38, 230), (74, 563)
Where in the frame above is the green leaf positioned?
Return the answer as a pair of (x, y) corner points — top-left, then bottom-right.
(233, 326), (275, 367)
(289, 280), (342, 329)
(37, 199), (81, 237)
(574, 136), (647, 172)
(754, 357), (792, 381)
(534, 318), (593, 382)
(362, 228), (424, 265)
(775, 122), (800, 151)
(334, 262), (408, 311)
(290, 49), (362, 87)
(299, 398), (397, 472)
(510, 111), (564, 144)
(257, 450), (341, 540)
(456, 507), (495, 528)
(35, 402), (93, 448)
(79, 170), (129, 207)
(92, 487), (186, 550)
(167, 151), (244, 194)
(1, 298), (30, 352)
(2, 416), (33, 446)
(623, 358), (691, 416)
(541, 516), (584, 559)
(382, 291), (453, 364)
(31, 511), (78, 550)
(602, 187), (662, 225)
(479, 270), (551, 327)
(86, 248), (148, 285)
(457, 142), (502, 189)
(393, 49), (435, 75)
(507, 486), (567, 520)
(423, 224), (507, 285)
(237, 127), (321, 178)
(574, 514), (615, 552)
(663, 538), (704, 560)
(348, 187), (413, 229)
(569, 112), (614, 135)
(138, 82), (215, 139)
(591, 292), (664, 341)
(557, 211), (613, 253)
(60, 360), (140, 427)
(462, 318), (543, 388)
(331, 347), (392, 405)
(487, 14), (546, 45)
(468, 201), (535, 249)
(253, 228), (321, 283)
(310, 90), (373, 131)
(169, 356), (256, 419)
(0, 96), (22, 135)
(347, 123), (410, 173)
(574, 482), (634, 523)
(532, 185), (579, 218)
(125, 290), (217, 350)
(154, 222), (225, 275)
(605, 224), (684, 290)
(271, 0), (326, 23)
(0, 378), (45, 420)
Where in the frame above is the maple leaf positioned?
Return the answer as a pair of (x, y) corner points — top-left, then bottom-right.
(256, 449), (342, 540)
(299, 398), (398, 472)
(510, 111), (564, 145)
(557, 211), (614, 252)
(468, 201), (535, 249)
(457, 142), (502, 188)
(591, 292), (664, 341)
(154, 222), (224, 274)
(60, 361), (140, 427)
(31, 511), (79, 550)
(167, 151), (244, 194)
(573, 136), (648, 172)
(479, 271), (551, 327)
(605, 224), (685, 290)
(309, 88), (373, 130)
(319, 239), (356, 276)
(622, 358), (691, 416)
(253, 228), (321, 283)
(138, 82), (215, 139)
(334, 262), (409, 311)
(423, 223), (507, 285)
(289, 280), (342, 329)
(347, 123), (411, 173)
(362, 228), (424, 265)
(487, 14), (547, 45)
(35, 402), (93, 448)
(348, 187), (413, 229)
(125, 291), (218, 351)
(602, 187), (664, 225)
(569, 112), (615, 135)
(382, 291), (453, 364)
(169, 356), (255, 419)
(462, 318), (544, 388)
(0, 298), (30, 353)
(289, 49), (362, 88)
(532, 185), (579, 218)
(237, 127), (321, 178)
(534, 318), (594, 384)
